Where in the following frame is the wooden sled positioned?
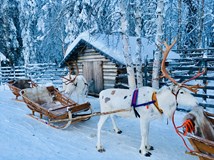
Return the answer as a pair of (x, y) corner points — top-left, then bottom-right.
(21, 86), (92, 129)
(184, 111), (214, 160)
(7, 79), (38, 100)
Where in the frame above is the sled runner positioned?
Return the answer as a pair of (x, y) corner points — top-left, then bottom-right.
(21, 86), (92, 129)
(7, 79), (38, 100)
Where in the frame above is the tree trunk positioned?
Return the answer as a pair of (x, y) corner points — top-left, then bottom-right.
(135, 0), (143, 88)
(120, 1), (136, 89)
(198, 0), (204, 48)
(177, 0), (182, 51)
(152, 0), (164, 89)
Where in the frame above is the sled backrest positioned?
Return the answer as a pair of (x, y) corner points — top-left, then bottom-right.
(13, 79), (31, 89)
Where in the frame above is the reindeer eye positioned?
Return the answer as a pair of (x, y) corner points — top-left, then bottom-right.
(180, 91), (184, 94)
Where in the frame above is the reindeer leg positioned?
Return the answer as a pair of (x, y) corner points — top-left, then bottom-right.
(110, 115), (122, 134)
(139, 119), (152, 157)
(145, 121), (154, 151)
(96, 115), (109, 152)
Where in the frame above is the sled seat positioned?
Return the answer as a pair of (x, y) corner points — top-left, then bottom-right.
(21, 86), (91, 120)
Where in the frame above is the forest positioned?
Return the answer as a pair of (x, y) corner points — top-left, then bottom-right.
(0, 0), (213, 66)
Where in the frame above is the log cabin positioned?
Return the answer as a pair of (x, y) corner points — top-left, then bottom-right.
(60, 32), (179, 95)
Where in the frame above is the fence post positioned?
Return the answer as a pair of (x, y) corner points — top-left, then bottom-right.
(25, 64), (28, 79)
(13, 66), (15, 79)
(202, 56), (208, 108)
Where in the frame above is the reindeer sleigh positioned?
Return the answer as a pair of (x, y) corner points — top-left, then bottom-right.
(21, 84), (125, 129)
(21, 85), (92, 129)
(17, 61), (93, 129)
(7, 79), (38, 100)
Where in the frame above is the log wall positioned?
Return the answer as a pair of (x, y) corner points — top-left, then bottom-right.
(76, 47), (118, 91)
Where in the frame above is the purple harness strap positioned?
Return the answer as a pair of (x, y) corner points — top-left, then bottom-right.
(131, 89), (156, 118)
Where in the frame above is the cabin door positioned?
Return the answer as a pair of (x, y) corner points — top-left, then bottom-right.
(83, 61), (103, 94)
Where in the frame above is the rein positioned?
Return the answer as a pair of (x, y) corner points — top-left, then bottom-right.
(171, 88), (194, 152)
(172, 111), (195, 152)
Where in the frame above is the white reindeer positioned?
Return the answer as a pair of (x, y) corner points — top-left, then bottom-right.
(62, 62), (88, 103)
(96, 41), (201, 157)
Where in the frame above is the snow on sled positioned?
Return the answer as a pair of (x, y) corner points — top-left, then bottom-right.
(178, 110), (214, 160)
(7, 79), (38, 100)
(21, 86), (92, 129)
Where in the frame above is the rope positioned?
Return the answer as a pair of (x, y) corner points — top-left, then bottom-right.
(131, 89), (157, 118)
(176, 119), (195, 136)
(94, 108), (131, 116)
(131, 89), (140, 118)
(172, 111), (195, 152)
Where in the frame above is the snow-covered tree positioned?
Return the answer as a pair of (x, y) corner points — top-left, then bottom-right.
(0, 0), (214, 67)
(203, 0), (214, 47)
(183, 0), (199, 49)
(0, 0), (23, 65)
(164, 0), (178, 44)
(142, 0), (157, 41)
(19, 0), (37, 65)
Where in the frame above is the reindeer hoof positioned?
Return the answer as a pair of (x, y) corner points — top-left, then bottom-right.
(98, 148), (105, 152)
(145, 152), (152, 157)
(113, 129), (122, 134)
(146, 145), (154, 150)
(139, 150), (151, 157)
(117, 130), (122, 134)
(96, 146), (105, 152)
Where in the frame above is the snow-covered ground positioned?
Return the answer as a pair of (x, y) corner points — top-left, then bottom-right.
(0, 84), (197, 160)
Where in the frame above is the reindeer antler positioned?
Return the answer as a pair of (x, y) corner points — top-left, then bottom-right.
(161, 39), (178, 85)
(64, 61), (79, 84)
(160, 39), (205, 93)
(181, 69), (206, 84)
(180, 69), (206, 93)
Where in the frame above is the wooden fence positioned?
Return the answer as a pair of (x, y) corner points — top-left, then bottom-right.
(0, 63), (67, 87)
(1, 54), (214, 109)
(142, 49), (214, 109)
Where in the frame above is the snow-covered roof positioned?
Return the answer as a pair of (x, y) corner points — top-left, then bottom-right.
(60, 32), (180, 67)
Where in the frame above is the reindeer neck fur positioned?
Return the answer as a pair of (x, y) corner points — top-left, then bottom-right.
(156, 87), (177, 118)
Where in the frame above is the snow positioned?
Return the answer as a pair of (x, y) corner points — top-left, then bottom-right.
(37, 18), (45, 33)
(0, 85), (197, 160)
(0, 52), (8, 62)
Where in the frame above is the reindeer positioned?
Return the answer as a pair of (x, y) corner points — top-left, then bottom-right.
(62, 62), (88, 103)
(182, 106), (214, 141)
(96, 40), (202, 157)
